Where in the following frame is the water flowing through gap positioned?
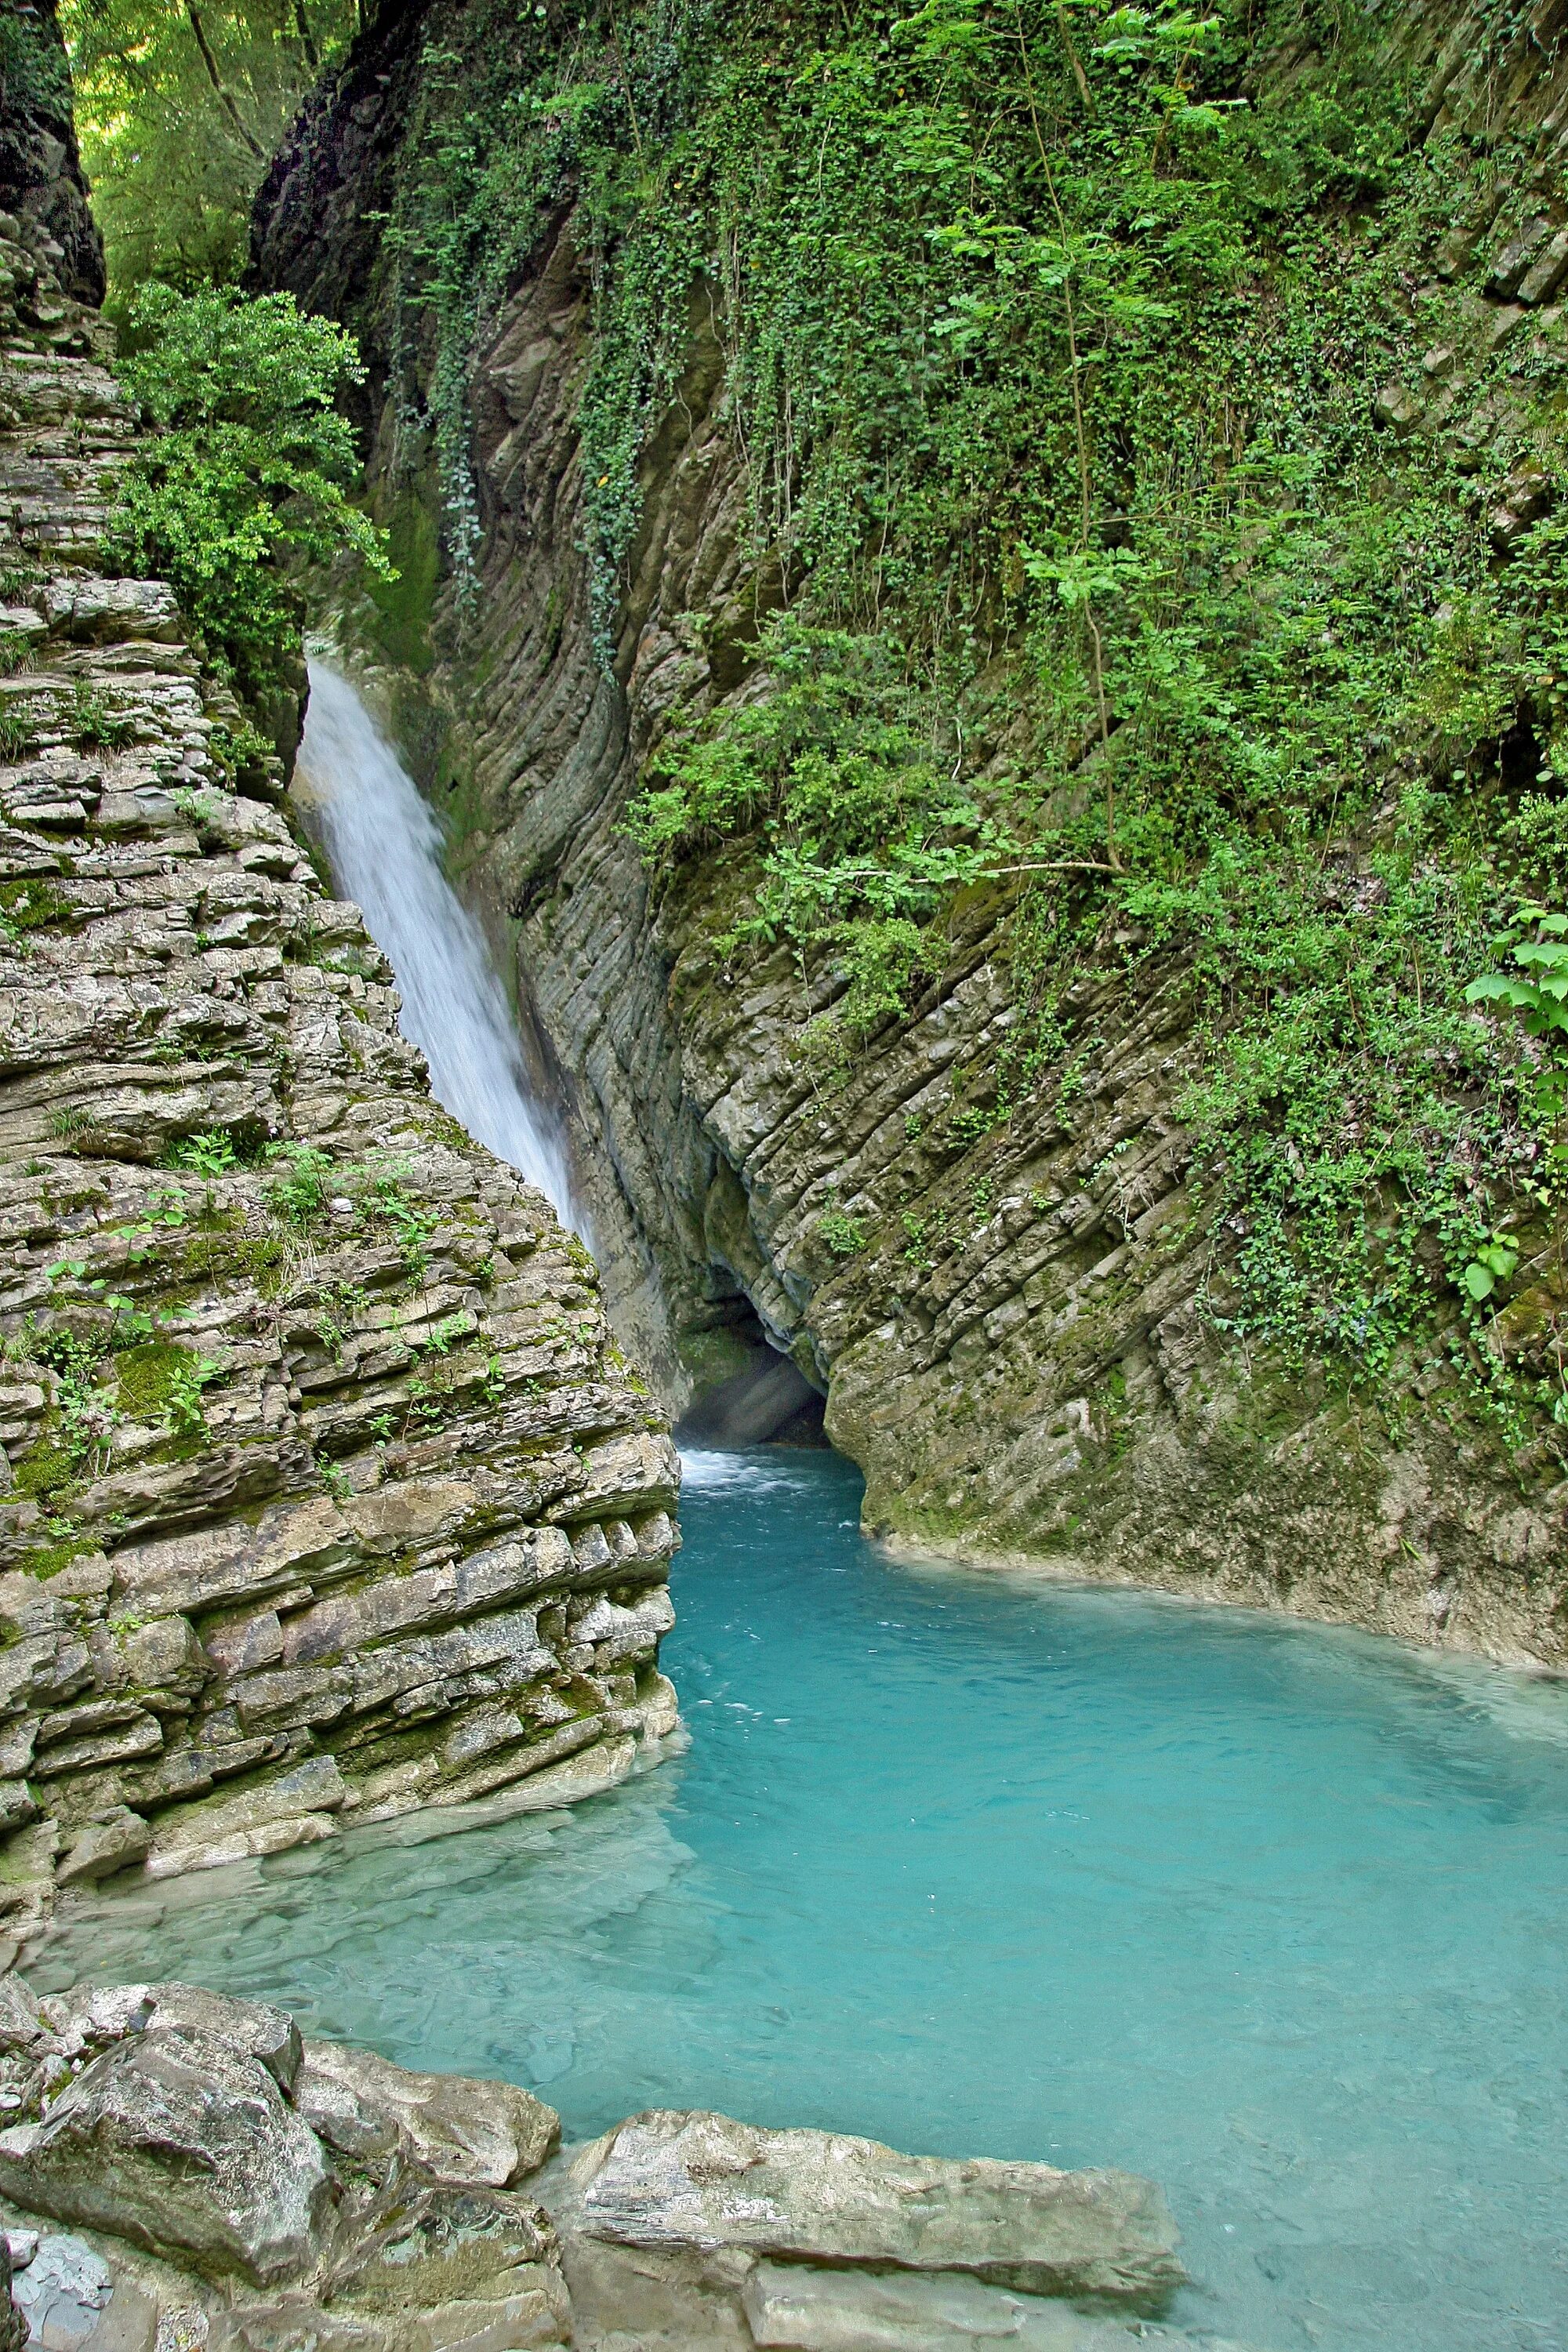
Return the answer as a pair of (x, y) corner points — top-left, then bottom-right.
(64, 662), (1568, 2352)
(292, 660), (577, 1220)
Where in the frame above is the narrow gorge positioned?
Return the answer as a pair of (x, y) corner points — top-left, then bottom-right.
(239, 0), (1568, 1666)
(0, 2), (1563, 2350)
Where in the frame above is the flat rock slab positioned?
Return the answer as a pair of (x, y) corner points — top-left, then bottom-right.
(564, 2111), (1184, 2308)
(0, 2026), (332, 2283)
(742, 2262), (1258, 2351)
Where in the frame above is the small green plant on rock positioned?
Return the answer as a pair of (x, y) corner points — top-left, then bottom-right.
(68, 683), (133, 750)
(818, 1200), (868, 1259)
(164, 1130), (242, 1176)
(1460, 1236), (1519, 1304)
(1465, 908), (1568, 1038)
(0, 706), (38, 763)
(0, 880), (71, 940)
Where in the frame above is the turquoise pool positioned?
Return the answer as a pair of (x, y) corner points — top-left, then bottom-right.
(36, 1447), (1568, 2352)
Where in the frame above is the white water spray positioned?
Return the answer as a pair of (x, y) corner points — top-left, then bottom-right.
(293, 659), (576, 1221)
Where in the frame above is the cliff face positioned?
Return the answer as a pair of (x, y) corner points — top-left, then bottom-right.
(256, 0), (1568, 1665)
(0, 0), (102, 310)
(0, 128), (679, 1941)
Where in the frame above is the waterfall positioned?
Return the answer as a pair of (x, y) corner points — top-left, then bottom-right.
(292, 659), (577, 1222)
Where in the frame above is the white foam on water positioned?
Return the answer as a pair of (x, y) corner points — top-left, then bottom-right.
(678, 1448), (817, 1495)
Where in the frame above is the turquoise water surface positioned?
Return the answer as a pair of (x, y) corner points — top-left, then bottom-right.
(36, 1448), (1568, 2352)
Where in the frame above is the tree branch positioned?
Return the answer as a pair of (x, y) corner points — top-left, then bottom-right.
(185, 7), (267, 161)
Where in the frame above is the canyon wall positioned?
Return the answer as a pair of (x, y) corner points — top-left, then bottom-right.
(0, 19), (679, 1941)
(256, 0), (1568, 1664)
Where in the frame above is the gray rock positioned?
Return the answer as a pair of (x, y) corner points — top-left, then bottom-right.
(564, 2111), (1182, 2309)
(0, 2025), (332, 2282)
(34, 1984), (151, 2054)
(296, 2042), (557, 2186)
(143, 1984), (301, 2093)
(143, 1760), (347, 1878)
(0, 2235), (25, 2352)
(742, 2260), (1218, 2350)
(9, 2234), (111, 2352)
(0, 1977), (44, 2054)
(55, 1812), (151, 1889)
(317, 2175), (570, 2349)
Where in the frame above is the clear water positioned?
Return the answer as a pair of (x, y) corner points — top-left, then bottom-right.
(34, 1449), (1568, 2352)
(291, 661), (577, 1219)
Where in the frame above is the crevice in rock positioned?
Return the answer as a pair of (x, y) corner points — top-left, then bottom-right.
(674, 1298), (828, 1450)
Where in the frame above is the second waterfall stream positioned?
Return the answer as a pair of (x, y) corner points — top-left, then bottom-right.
(292, 659), (576, 1218)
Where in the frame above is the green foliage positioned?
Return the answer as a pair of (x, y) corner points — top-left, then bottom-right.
(69, 683), (134, 750)
(61, 0), (356, 308)
(1465, 906), (1568, 1038)
(630, 617), (996, 1027)
(375, 0), (1568, 1426)
(103, 284), (393, 699)
(0, 706), (38, 763)
(0, 880), (71, 938)
(1461, 1237), (1519, 1303)
(164, 1128), (243, 1176)
(818, 1201), (869, 1258)
(112, 1341), (224, 1439)
(265, 1140), (335, 1225)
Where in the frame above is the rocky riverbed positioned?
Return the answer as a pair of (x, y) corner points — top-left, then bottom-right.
(0, 1967), (1264, 2352)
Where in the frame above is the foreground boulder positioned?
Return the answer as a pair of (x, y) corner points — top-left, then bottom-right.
(563, 2108), (1182, 2307)
(295, 2041), (557, 2186)
(0, 2027), (332, 2282)
(0, 1973), (1261, 2352)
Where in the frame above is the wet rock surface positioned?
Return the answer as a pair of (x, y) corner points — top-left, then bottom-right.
(0, 188), (680, 1942)
(0, 1972), (1257, 2352)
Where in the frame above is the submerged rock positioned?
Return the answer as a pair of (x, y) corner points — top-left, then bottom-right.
(742, 2261), (1250, 2350)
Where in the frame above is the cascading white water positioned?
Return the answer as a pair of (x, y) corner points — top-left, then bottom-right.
(292, 659), (576, 1222)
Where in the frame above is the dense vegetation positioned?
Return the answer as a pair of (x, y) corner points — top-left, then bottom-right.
(106, 281), (390, 698)
(61, 0), (355, 304)
(360, 0), (1568, 1438)
(14, 3), (390, 707)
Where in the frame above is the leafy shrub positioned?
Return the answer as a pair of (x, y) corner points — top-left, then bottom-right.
(103, 284), (393, 699)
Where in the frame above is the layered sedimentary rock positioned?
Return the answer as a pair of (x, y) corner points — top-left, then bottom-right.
(0, 1969), (1253, 2352)
(0, 179), (678, 1940)
(256, 0), (1568, 1665)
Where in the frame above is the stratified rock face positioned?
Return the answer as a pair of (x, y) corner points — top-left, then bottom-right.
(0, 209), (680, 1940)
(254, 0), (1568, 1667)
